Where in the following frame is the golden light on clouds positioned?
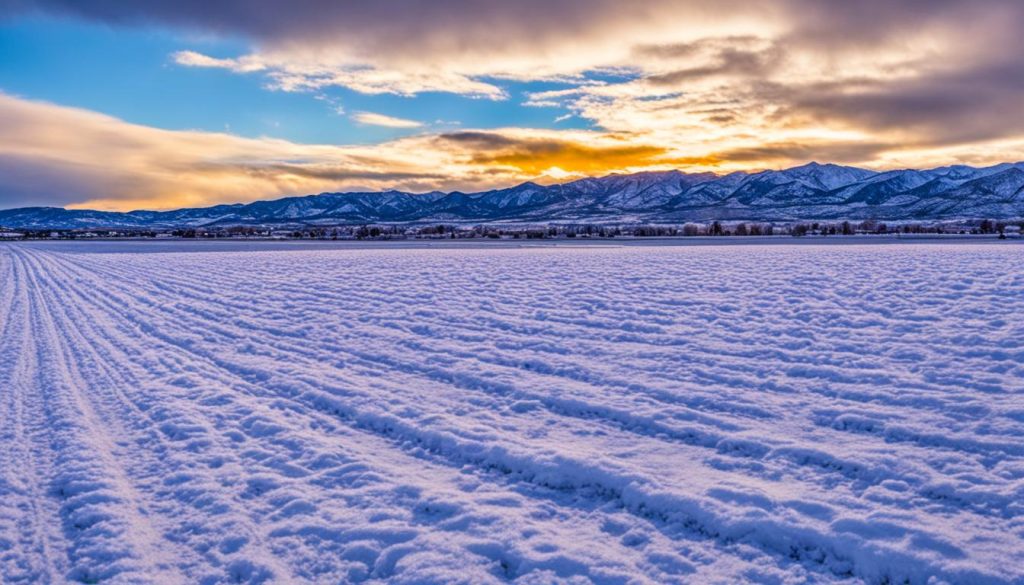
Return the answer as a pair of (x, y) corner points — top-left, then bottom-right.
(2, 89), (1023, 212)
(464, 139), (718, 176)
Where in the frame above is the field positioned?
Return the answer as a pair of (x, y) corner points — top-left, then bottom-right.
(1, 240), (1022, 584)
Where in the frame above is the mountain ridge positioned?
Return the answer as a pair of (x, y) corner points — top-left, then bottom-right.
(3, 162), (1024, 230)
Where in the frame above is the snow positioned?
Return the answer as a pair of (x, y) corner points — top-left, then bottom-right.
(1, 240), (1022, 584)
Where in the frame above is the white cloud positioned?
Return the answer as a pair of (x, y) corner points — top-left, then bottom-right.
(156, 1), (1024, 162)
(172, 50), (266, 73)
(174, 50), (507, 98)
(352, 111), (423, 129)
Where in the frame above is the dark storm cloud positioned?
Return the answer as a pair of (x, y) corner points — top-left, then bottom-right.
(772, 60), (1024, 145)
(645, 45), (782, 85)
(234, 164), (446, 183)
(0, 156), (110, 208)
(435, 132), (519, 149)
(6, 0), (1019, 49)
(7, 0), (1024, 131)
(712, 140), (892, 165)
(0, 0), (681, 56)
(782, 0), (1024, 46)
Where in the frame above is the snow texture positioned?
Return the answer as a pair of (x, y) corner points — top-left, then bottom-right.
(0, 240), (1022, 584)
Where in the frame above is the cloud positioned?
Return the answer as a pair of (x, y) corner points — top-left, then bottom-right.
(351, 112), (423, 129)
(4, 0), (1024, 192)
(637, 36), (781, 85)
(436, 132), (715, 175)
(174, 50), (507, 97)
(774, 62), (1024, 146)
(7, 0), (782, 97)
(0, 93), (724, 211)
(2, 81), (1023, 213)
(172, 50), (266, 73)
(0, 93), (470, 210)
(709, 140), (892, 166)
(4, 1), (767, 64)
(522, 2), (1024, 174)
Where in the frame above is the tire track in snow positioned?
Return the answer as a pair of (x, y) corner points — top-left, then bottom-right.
(10, 246), (189, 584)
(15, 246), (301, 584)
(9, 245), (762, 583)
(0, 249), (67, 583)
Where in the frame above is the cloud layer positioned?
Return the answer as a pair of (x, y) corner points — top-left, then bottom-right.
(0, 93), (704, 210)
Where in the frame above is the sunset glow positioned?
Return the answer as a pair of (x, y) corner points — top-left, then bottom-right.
(2, 1), (1024, 210)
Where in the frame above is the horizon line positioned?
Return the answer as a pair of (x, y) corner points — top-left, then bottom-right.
(4, 159), (1024, 215)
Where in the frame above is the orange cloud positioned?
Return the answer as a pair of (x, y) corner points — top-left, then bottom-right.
(445, 133), (719, 175)
(0, 94), (724, 211)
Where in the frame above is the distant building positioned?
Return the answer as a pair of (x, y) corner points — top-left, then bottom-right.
(0, 231), (25, 239)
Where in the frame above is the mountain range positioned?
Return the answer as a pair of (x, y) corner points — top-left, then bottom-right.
(3, 162), (1024, 230)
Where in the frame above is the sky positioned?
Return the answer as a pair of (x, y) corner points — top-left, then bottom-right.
(1, 1), (1024, 211)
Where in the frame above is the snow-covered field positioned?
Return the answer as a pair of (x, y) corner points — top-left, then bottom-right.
(1, 240), (1022, 585)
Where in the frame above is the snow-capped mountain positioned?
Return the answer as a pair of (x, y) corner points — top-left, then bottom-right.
(3, 162), (1024, 229)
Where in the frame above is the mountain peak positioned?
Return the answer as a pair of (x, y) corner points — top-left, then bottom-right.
(776, 162), (877, 191)
(791, 161), (823, 170)
(2, 163), (1022, 229)
(513, 181), (543, 190)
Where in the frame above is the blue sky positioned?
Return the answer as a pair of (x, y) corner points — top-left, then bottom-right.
(0, 16), (595, 145)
